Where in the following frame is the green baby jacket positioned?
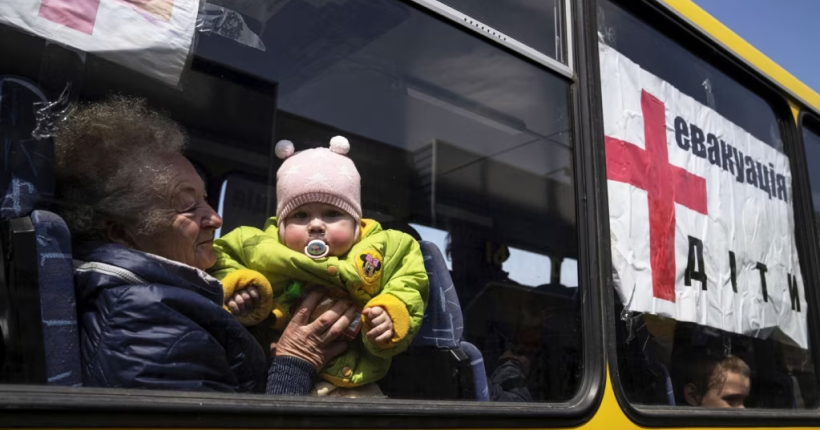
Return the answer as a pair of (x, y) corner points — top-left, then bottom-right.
(209, 218), (429, 387)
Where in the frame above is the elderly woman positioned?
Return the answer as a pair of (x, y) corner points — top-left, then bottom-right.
(55, 96), (354, 394)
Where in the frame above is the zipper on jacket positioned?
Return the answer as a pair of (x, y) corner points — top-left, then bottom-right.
(73, 260), (148, 285)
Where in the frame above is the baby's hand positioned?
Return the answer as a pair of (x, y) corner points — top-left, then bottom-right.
(226, 285), (260, 316)
(363, 306), (393, 348)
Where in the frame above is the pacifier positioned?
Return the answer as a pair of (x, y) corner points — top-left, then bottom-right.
(305, 239), (329, 259)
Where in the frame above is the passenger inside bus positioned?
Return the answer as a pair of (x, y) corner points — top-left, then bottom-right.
(488, 349), (532, 403)
(53, 97), (357, 394)
(672, 349), (750, 409)
(615, 303), (817, 409)
(1, 0), (584, 403)
(210, 136), (429, 398)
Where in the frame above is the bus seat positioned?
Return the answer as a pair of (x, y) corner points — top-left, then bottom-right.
(626, 329), (676, 405)
(650, 359), (675, 406)
(31, 210), (81, 386)
(380, 241), (489, 401)
(636, 320), (674, 406)
(412, 240), (463, 350)
(0, 76), (81, 386)
(780, 375), (798, 409)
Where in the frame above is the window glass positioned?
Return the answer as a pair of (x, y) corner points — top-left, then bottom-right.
(597, 1), (782, 151)
(411, 223), (452, 270)
(412, 223), (562, 290)
(504, 247), (551, 287)
(437, 0), (565, 63)
(803, 120), (820, 251)
(599, 0), (817, 409)
(1, 0), (581, 405)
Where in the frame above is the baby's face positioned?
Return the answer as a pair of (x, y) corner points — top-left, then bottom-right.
(282, 203), (357, 257)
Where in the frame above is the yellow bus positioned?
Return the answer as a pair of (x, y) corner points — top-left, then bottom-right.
(1, 0), (819, 428)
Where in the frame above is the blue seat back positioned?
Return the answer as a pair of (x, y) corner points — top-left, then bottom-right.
(413, 241), (463, 348)
(648, 359), (675, 406)
(0, 76), (81, 386)
(31, 210), (82, 386)
(459, 340), (490, 401)
(411, 241), (487, 400)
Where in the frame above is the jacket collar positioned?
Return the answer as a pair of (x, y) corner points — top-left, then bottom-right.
(73, 241), (224, 305)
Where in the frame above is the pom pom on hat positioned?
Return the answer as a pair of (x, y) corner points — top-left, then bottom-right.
(275, 140), (295, 159)
(329, 135), (350, 155)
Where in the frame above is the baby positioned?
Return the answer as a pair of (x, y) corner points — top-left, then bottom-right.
(209, 137), (429, 395)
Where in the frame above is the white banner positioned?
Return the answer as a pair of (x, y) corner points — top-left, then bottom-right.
(0, 0), (198, 86)
(600, 42), (808, 349)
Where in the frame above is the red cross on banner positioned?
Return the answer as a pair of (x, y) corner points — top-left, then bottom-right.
(605, 90), (709, 302)
(38, 0), (174, 34)
(39, 0), (101, 34)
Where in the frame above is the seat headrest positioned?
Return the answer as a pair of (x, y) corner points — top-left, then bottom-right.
(413, 241), (463, 348)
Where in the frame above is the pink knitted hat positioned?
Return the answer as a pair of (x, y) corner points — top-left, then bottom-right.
(274, 136), (361, 226)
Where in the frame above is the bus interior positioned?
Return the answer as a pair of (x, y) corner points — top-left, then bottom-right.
(0, 0), (582, 403)
(2, 0), (819, 422)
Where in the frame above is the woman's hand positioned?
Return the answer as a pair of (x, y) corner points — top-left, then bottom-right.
(273, 290), (356, 370)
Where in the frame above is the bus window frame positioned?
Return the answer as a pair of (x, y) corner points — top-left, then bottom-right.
(407, 0), (574, 77)
(593, 0), (820, 426)
(0, 0), (607, 425)
(797, 110), (820, 282)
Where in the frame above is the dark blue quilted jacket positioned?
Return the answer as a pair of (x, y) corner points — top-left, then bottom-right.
(73, 242), (315, 394)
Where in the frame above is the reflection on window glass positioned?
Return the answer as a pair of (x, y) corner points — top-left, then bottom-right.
(505, 247), (550, 287)
(599, 0), (817, 410)
(437, 0), (564, 63)
(411, 223), (452, 270)
(597, 0), (782, 150)
(215, 174), (271, 239)
(561, 258), (578, 287)
(803, 122), (820, 251)
(199, 0), (580, 402)
(0, 0), (581, 404)
(412, 224), (564, 288)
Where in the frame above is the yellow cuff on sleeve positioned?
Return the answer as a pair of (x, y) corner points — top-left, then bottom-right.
(220, 269), (273, 326)
(365, 294), (411, 346)
(271, 301), (288, 331)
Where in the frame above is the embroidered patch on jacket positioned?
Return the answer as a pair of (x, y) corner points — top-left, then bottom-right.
(355, 249), (383, 287)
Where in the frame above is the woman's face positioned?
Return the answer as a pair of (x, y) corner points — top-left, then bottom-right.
(129, 155), (223, 270)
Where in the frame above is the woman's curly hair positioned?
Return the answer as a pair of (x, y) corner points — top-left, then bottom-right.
(55, 96), (187, 240)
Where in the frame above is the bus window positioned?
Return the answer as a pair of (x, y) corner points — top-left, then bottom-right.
(195, 0), (583, 403)
(599, 0), (817, 410)
(0, 0), (583, 408)
(432, 0), (566, 63)
(802, 118), (820, 251)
